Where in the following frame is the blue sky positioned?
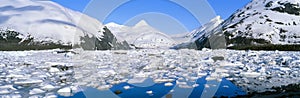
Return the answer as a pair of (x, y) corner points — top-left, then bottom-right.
(51, 0), (251, 34)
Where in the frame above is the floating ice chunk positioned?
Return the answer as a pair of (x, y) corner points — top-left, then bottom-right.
(178, 85), (193, 88)
(0, 85), (17, 90)
(65, 52), (75, 57)
(215, 69), (229, 73)
(6, 74), (24, 78)
(123, 86), (131, 90)
(154, 79), (174, 83)
(29, 95), (43, 98)
(14, 80), (43, 86)
(223, 85), (229, 88)
(205, 77), (217, 81)
(192, 84), (199, 87)
(291, 60), (300, 65)
(223, 62), (244, 67)
(0, 64), (5, 67)
(57, 87), (71, 97)
(0, 89), (10, 94)
(49, 68), (60, 73)
(29, 88), (45, 95)
(128, 77), (147, 84)
(9, 94), (22, 98)
(164, 82), (173, 86)
(198, 73), (207, 77)
(41, 84), (56, 91)
(97, 85), (112, 90)
(248, 52), (257, 57)
(146, 90), (153, 94)
(241, 72), (261, 78)
(279, 67), (291, 71)
(70, 86), (82, 93)
(204, 84), (210, 88)
(44, 94), (57, 98)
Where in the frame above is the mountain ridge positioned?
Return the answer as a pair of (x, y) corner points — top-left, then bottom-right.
(0, 0), (131, 50)
(192, 0), (300, 50)
(105, 20), (176, 49)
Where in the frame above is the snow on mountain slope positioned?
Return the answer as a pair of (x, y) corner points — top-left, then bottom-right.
(0, 0), (102, 45)
(172, 16), (223, 49)
(190, 16), (223, 42)
(222, 0), (300, 45)
(105, 20), (176, 49)
(193, 0), (300, 50)
(169, 32), (191, 44)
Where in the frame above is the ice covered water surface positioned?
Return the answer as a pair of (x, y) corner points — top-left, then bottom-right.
(0, 49), (299, 97)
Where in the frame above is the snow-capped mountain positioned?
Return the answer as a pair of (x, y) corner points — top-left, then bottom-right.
(194, 0), (300, 50)
(105, 20), (176, 49)
(190, 16), (223, 42)
(0, 0), (130, 50)
(0, 0), (101, 44)
(172, 16), (223, 49)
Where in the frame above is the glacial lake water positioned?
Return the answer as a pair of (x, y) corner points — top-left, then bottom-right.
(0, 49), (299, 97)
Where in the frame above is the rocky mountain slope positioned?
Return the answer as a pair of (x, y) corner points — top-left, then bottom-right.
(194, 0), (300, 50)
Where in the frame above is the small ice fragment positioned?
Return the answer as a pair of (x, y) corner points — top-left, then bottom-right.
(97, 85), (111, 90)
(0, 64), (5, 67)
(29, 88), (45, 95)
(45, 94), (57, 98)
(49, 68), (60, 73)
(223, 85), (229, 88)
(123, 86), (131, 90)
(205, 77), (216, 81)
(164, 82), (173, 87)
(154, 79), (174, 83)
(15, 80), (43, 85)
(241, 72), (261, 78)
(41, 84), (55, 90)
(57, 87), (71, 97)
(205, 84), (210, 88)
(192, 84), (199, 87)
(146, 90), (153, 94)
(0, 89), (10, 94)
(10, 94), (22, 98)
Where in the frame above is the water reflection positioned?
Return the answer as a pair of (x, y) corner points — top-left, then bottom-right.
(58, 76), (246, 98)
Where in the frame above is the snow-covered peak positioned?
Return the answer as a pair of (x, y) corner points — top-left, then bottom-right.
(222, 0), (300, 45)
(105, 22), (123, 28)
(210, 16), (222, 23)
(105, 20), (176, 49)
(192, 0), (300, 50)
(134, 20), (149, 27)
(0, 0), (103, 45)
(190, 16), (223, 41)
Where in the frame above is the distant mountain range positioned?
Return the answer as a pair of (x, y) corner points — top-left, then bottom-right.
(105, 20), (176, 49)
(2, 0), (300, 51)
(191, 0), (300, 51)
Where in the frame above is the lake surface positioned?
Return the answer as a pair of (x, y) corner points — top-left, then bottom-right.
(0, 49), (299, 97)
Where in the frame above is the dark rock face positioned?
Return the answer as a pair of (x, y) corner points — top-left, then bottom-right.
(269, 2), (300, 16)
(0, 29), (72, 51)
(0, 27), (131, 51)
(194, 27), (227, 50)
(80, 26), (131, 50)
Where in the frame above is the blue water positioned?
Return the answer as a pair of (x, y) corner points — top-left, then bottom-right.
(58, 76), (246, 98)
